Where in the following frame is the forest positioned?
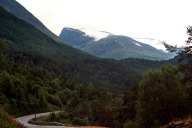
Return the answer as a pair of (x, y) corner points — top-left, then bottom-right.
(1, 36), (192, 128)
(0, 5), (192, 128)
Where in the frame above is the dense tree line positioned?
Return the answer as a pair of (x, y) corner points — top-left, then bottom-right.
(7, 51), (141, 94)
(120, 57), (179, 73)
(0, 40), (136, 127)
(1, 39), (192, 127)
(135, 65), (191, 128)
(1, 5), (192, 127)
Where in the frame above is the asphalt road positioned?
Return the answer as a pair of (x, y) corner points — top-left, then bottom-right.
(16, 111), (81, 128)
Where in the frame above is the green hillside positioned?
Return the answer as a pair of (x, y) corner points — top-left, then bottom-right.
(0, 0), (65, 43)
(0, 6), (95, 60)
(120, 58), (179, 73)
(0, 40), (138, 127)
(0, 108), (22, 128)
(0, 6), (141, 94)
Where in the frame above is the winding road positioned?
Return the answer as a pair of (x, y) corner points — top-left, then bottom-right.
(16, 111), (81, 128)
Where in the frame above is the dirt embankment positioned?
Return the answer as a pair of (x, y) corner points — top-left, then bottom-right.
(161, 117), (192, 128)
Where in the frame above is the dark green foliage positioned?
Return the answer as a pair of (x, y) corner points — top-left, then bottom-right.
(178, 26), (192, 83)
(59, 112), (69, 119)
(0, 108), (22, 128)
(136, 65), (189, 128)
(0, 67), (50, 116)
(0, 41), (53, 115)
(72, 117), (89, 126)
(0, 40), (8, 71)
(109, 81), (139, 128)
(0, 40), (132, 127)
(0, 6), (142, 94)
(50, 112), (56, 121)
(123, 119), (135, 128)
(8, 51), (141, 94)
(1, 37), (191, 128)
(120, 58), (179, 73)
(165, 26), (192, 83)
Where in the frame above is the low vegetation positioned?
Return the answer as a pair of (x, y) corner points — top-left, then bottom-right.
(0, 106), (23, 128)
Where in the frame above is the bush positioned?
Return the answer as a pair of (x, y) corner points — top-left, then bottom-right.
(151, 120), (161, 128)
(124, 119), (135, 128)
(72, 117), (88, 126)
(49, 112), (56, 121)
(59, 112), (69, 119)
(47, 94), (63, 107)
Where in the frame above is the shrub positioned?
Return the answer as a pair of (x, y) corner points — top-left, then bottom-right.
(72, 117), (88, 126)
(124, 119), (135, 128)
(49, 112), (56, 121)
(59, 112), (69, 119)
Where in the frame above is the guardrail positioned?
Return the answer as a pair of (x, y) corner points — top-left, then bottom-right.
(28, 112), (65, 126)
(28, 119), (65, 126)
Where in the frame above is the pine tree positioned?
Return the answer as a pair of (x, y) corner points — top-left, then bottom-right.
(165, 26), (192, 83)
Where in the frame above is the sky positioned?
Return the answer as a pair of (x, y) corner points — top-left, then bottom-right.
(16, 0), (192, 46)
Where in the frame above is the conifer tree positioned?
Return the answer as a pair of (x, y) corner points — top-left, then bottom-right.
(166, 26), (192, 83)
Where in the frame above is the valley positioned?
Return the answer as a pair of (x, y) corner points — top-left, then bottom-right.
(0, 0), (191, 128)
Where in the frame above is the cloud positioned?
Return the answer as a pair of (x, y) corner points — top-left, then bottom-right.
(16, 0), (192, 45)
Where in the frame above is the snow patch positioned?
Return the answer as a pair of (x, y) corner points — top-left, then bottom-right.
(135, 43), (141, 47)
(79, 28), (112, 41)
(134, 38), (167, 52)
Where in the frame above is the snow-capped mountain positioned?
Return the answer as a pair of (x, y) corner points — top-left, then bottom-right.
(59, 27), (175, 60)
(72, 28), (169, 53)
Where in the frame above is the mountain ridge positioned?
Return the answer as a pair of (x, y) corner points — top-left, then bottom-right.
(60, 27), (174, 60)
(0, 0), (65, 43)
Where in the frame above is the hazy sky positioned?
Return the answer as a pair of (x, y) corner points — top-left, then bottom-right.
(16, 0), (192, 46)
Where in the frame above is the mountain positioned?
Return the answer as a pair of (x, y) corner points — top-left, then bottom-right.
(59, 28), (173, 60)
(0, 6), (141, 94)
(0, 0), (65, 43)
(0, 6), (94, 60)
(59, 28), (95, 48)
(83, 35), (171, 60)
